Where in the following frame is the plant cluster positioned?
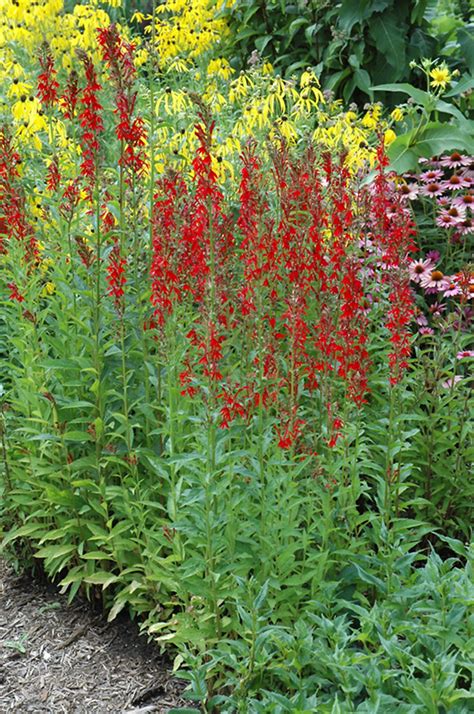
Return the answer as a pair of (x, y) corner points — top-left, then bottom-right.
(0, 4), (473, 712)
(222, 0), (474, 103)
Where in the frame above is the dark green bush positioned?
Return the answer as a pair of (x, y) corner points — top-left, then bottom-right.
(223, 0), (473, 103)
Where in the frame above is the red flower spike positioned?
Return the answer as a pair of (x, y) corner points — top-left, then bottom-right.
(106, 242), (127, 313)
(0, 129), (38, 262)
(37, 43), (59, 108)
(7, 282), (25, 303)
(60, 70), (81, 120)
(76, 50), (104, 197)
(97, 25), (147, 178)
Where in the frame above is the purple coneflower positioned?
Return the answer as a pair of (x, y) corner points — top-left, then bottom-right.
(441, 375), (463, 389)
(439, 152), (471, 169)
(409, 258), (434, 284)
(420, 182), (444, 197)
(441, 174), (471, 191)
(415, 313), (428, 326)
(437, 196), (451, 208)
(426, 250), (441, 264)
(436, 213), (458, 228)
(421, 269), (449, 292)
(452, 191), (473, 210)
(443, 279), (461, 297)
(445, 205), (466, 220)
(457, 217), (473, 235)
(398, 183), (419, 200)
(429, 301), (447, 317)
(419, 326), (434, 335)
(420, 169), (443, 182)
(457, 350), (474, 359)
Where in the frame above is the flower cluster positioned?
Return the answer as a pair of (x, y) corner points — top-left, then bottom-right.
(149, 127), (415, 448)
(37, 42), (59, 108)
(97, 24), (147, 178)
(400, 153), (473, 238)
(0, 129), (38, 263)
(77, 50), (104, 196)
(400, 153), (473, 337)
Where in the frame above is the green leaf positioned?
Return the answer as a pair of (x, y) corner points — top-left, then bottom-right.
(2, 522), (46, 546)
(458, 27), (474, 74)
(444, 75), (474, 98)
(370, 82), (431, 107)
(339, 0), (390, 33)
(369, 13), (406, 71)
(386, 131), (419, 172)
(84, 572), (119, 589)
(254, 579), (269, 610)
(34, 544), (76, 560)
(63, 430), (93, 442)
(287, 17), (307, 44)
(81, 551), (116, 561)
(255, 35), (273, 54)
(434, 98), (471, 127)
(415, 122), (474, 157)
(354, 68), (373, 98)
(411, 0), (428, 24)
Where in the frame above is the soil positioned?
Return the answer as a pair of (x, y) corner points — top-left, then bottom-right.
(0, 559), (196, 713)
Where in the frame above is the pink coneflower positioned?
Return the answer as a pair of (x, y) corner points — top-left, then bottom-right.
(436, 212), (458, 228)
(420, 169), (443, 182)
(398, 183), (419, 200)
(437, 195), (451, 208)
(457, 350), (474, 359)
(415, 313), (428, 326)
(420, 181), (444, 197)
(426, 250), (441, 263)
(420, 269), (449, 291)
(452, 191), (474, 210)
(418, 156), (433, 165)
(441, 174), (471, 191)
(444, 205), (466, 220)
(439, 152), (471, 169)
(429, 301), (447, 317)
(419, 326), (434, 335)
(409, 258), (434, 284)
(457, 217), (474, 235)
(443, 278), (461, 297)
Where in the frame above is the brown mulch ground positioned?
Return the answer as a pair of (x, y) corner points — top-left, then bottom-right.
(0, 559), (195, 713)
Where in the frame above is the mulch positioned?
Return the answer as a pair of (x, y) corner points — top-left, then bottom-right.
(0, 559), (195, 713)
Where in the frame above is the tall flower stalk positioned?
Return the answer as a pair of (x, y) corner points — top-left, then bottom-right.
(77, 50), (105, 488)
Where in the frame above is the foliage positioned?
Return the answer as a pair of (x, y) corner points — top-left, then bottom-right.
(373, 59), (474, 172)
(222, 0), (473, 104)
(179, 544), (474, 712)
(0, 3), (473, 710)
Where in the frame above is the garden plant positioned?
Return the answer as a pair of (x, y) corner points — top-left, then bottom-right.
(0, 0), (473, 712)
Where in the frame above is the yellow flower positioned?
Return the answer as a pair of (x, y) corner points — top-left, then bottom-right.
(207, 58), (234, 81)
(429, 65), (451, 91)
(41, 282), (56, 297)
(384, 129), (396, 145)
(390, 107), (404, 122)
(155, 88), (191, 115)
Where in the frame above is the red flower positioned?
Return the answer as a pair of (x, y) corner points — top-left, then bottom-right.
(7, 282), (25, 303)
(97, 25), (147, 178)
(46, 156), (61, 192)
(370, 143), (416, 384)
(0, 129), (38, 262)
(106, 243), (127, 313)
(60, 70), (81, 120)
(76, 50), (104, 196)
(37, 43), (59, 108)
